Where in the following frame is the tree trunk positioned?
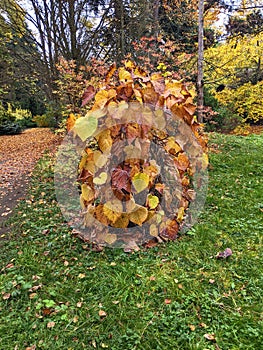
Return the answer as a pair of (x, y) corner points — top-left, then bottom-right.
(114, 0), (125, 64)
(197, 0), (204, 123)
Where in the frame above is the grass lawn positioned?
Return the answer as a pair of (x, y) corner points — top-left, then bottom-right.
(0, 132), (262, 350)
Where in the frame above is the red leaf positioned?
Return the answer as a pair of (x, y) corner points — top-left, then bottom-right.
(111, 168), (131, 193)
(81, 85), (95, 107)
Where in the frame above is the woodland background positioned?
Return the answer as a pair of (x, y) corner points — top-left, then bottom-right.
(0, 0), (262, 135)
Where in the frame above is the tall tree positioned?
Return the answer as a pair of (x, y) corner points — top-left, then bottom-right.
(197, 0), (204, 123)
(0, 0), (45, 114)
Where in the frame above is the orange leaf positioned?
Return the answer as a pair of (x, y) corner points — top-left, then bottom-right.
(105, 63), (116, 84)
(165, 299), (172, 304)
(66, 113), (77, 131)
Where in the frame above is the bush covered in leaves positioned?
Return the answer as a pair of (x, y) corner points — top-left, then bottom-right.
(0, 104), (24, 135)
(56, 62), (208, 249)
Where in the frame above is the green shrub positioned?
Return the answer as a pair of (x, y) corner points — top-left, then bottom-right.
(0, 121), (23, 135)
(203, 88), (241, 132)
(33, 113), (56, 127)
(0, 103), (36, 133)
(13, 106), (36, 128)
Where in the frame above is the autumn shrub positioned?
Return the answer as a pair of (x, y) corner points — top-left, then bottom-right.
(56, 62), (208, 248)
(33, 113), (57, 128)
(12, 106), (36, 128)
(215, 81), (263, 124)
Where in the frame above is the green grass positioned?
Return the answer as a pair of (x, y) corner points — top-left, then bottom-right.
(0, 132), (263, 350)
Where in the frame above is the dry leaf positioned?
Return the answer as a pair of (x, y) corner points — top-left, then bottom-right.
(47, 321), (55, 328)
(99, 310), (107, 317)
(204, 333), (216, 341)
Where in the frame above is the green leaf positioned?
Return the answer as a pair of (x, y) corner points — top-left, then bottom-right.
(73, 115), (98, 141)
(147, 194), (159, 209)
(132, 173), (150, 193)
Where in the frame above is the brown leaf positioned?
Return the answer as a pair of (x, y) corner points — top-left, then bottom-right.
(47, 321), (55, 328)
(160, 219), (179, 240)
(82, 85), (96, 107)
(129, 205), (148, 226)
(99, 310), (107, 317)
(2, 293), (11, 300)
(150, 73), (165, 94)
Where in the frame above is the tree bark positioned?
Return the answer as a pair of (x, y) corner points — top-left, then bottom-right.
(197, 0), (204, 123)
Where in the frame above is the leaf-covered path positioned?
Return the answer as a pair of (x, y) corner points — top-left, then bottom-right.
(0, 128), (62, 227)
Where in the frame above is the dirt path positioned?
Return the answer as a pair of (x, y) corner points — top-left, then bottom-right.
(0, 128), (62, 235)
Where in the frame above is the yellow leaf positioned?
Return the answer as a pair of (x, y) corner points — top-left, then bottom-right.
(94, 90), (109, 109)
(73, 116), (98, 142)
(86, 109), (106, 119)
(150, 224), (158, 237)
(129, 205), (148, 226)
(132, 173), (150, 193)
(93, 172), (108, 185)
(147, 194), (159, 209)
(111, 213), (129, 228)
(93, 150), (108, 168)
(81, 184), (95, 202)
(125, 60), (135, 69)
(177, 207), (185, 222)
(85, 160), (95, 174)
(119, 67), (133, 83)
(154, 109), (166, 129)
(104, 233), (117, 245)
(165, 81), (184, 98)
(202, 153), (209, 169)
(164, 137), (182, 155)
(103, 200), (123, 224)
(97, 130), (112, 154)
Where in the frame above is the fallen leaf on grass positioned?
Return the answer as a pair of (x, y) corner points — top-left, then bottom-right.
(204, 333), (216, 341)
(99, 310), (107, 317)
(47, 321), (55, 328)
(26, 346), (36, 350)
(164, 299), (172, 304)
(2, 293), (11, 300)
(216, 248), (232, 259)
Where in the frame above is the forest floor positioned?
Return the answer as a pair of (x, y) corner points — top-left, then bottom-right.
(0, 128), (62, 235)
(0, 129), (262, 349)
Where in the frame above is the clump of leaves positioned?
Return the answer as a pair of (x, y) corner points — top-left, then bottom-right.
(62, 62), (208, 248)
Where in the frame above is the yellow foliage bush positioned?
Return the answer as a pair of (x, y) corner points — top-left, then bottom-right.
(215, 81), (263, 123)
